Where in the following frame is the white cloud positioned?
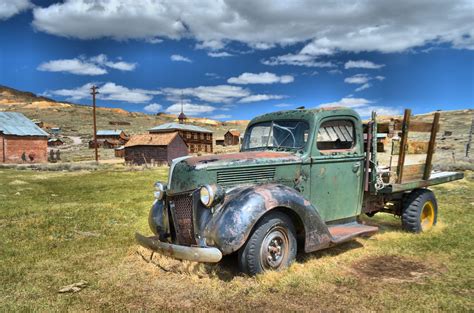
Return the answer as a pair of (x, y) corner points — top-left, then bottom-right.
(238, 94), (285, 103)
(318, 97), (400, 117)
(318, 97), (373, 108)
(228, 72), (294, 85)
(144, 103), (163, 113)
(210, 114), (231, 119)
(274, 103), (293, 108)
(344, 73), (386, 92)
(165, 103), (216, 116)
(262, 53), (334, 67)
(345, 60), (385, 69)
(195, 40), (226, 51)
(162, 85), (251, 103)
(146, 37), (163, 44)
(37, 54), (136, 75)
(355, 83), (372, 92)
(32, 1), (474, 53)
(46, 82), (160, 103)
(170, 54), (192, 63)
(328, 69), (342, 75)
(345, 74), (371, 84)
(208, 51), (233, 58)
(0, 0), (31, 20)
(38, 59), (106, 76)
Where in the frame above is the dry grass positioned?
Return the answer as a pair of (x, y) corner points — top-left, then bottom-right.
(1, 168), (473, 311)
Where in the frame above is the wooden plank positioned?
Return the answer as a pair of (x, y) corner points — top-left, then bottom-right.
(392, 164), (426, 182)
(396, 109), (411, 183)
(391, 141), (430, 155)
(377, 120), (439, 133)
(423, 112), (440, 180)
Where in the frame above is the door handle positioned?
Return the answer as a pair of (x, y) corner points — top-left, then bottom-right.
(352, 163), (360, 173)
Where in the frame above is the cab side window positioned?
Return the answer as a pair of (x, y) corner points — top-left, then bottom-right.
(317, 120), (354, 150)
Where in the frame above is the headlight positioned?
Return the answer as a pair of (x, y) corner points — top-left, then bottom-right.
(199, 184), (225, 208)
(154, 182), (165, 200)
(200, 185), (214, 207)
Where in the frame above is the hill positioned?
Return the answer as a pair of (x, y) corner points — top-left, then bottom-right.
(0, 85), (472, 167)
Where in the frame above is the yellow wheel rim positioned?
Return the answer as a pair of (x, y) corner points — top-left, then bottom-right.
(420, 200), (435, 230)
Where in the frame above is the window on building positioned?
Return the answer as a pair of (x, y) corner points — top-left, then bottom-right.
(317, 120), (355, 150)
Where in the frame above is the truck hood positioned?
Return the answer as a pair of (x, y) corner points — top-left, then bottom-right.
(167, 151), (302, 193)
(185, 151), (301, 169)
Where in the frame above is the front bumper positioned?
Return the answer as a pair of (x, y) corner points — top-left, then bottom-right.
(135, 233), (223, 263)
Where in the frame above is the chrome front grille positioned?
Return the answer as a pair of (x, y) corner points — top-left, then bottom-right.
(169, 193), (196, 245)
(217, 166), (276, 185)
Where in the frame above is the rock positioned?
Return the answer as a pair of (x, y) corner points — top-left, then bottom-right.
(58, 280), (88, 293)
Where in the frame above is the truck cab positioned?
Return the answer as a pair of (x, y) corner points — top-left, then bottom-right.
(136, 107), (463, 275)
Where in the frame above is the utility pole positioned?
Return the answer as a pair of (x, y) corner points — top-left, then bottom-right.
(91, 85), (99, 162)
(467, 116), (474, 158)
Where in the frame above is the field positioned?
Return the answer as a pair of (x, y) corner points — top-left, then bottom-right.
(1, 167), (473, 311)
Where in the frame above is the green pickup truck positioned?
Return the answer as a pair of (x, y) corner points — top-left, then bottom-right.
(136, 107), (463, 275)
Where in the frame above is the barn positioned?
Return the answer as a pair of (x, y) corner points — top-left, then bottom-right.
(149, 123), (213, 153)
(96, 129), (129, 143)
(0, 112), (49, 163)
(124, 132), (188, 165)
(224, 130), (240, 146)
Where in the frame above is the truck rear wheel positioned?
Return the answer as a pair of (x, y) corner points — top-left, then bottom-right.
(402, 189), (438, 233)
(238, 211), (297, 276)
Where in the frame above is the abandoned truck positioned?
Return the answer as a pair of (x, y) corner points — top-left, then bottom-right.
(136, 107), (463, 275)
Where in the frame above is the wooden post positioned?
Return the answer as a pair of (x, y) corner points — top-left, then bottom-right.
(396, 109), (411, 184)
(423, 112), (440, 180)
(91, 86), (99, 163)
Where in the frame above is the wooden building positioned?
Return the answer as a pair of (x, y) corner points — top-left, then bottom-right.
(48, 138), (64, 147)
(149, 123), (213, 153)
(224, 130), (240, 146)
(96, 130), (129, 143)
(124, 132), (188, 165)
(114, 146), (125, 158)
(0, 112), (48, 163)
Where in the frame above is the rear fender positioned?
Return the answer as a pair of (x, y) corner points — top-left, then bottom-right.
(203, 184), (331, 255)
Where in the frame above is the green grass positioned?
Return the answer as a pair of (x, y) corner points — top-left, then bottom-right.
(1, 168), (473, 311)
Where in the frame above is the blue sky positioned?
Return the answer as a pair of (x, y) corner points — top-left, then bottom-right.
(0, 0), (473, 120)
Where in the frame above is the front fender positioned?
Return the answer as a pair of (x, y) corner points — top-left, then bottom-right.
(148, 199), (170, 241)
(203, 184), (331, 255)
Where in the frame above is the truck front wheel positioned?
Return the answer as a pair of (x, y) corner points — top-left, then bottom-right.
(238, 211), (297, 276)
(402, 189), (438, 233)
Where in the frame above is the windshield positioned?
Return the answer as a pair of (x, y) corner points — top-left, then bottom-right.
(242, 120), (310, 151)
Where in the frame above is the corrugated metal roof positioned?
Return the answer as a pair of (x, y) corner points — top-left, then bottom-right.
(125, 132), (182, 147)
(149, 122), (212, 134)
(97, 129), (123, 136)
(0, 112), (49, 137)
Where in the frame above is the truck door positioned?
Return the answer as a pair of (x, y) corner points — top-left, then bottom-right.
(310, 117), (364, 222)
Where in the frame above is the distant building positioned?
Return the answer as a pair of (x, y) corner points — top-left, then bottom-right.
(114, 146), (125, 158)
(124, 132), (188, 165)
(48, 138), (64, 147)
(215, 138), (225, 146)
(90, 129), (129, 149)
(50, 127), (61, 135)
(0, 112), (48, 163)
(149, 123), (213, 153)
(224, 130), (240, 146)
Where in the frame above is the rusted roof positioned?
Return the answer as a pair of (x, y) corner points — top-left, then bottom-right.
(125, 132), (180, 147)
(226, 130), (240, 137)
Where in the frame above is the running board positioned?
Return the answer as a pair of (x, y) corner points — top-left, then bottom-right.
(327, 222), (378, 244)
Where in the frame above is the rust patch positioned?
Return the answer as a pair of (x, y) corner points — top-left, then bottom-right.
(351, 255), (432, 282)
(185, 151), (299, 166)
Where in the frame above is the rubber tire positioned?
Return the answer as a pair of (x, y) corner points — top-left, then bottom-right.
(238, 212), (297, 276)
(402, 189), (438, 233)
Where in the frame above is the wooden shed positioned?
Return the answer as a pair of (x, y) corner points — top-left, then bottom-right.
(224, 130), (240, 146)
(0, 112), (48, 163)
(124, 132), (188, 166)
